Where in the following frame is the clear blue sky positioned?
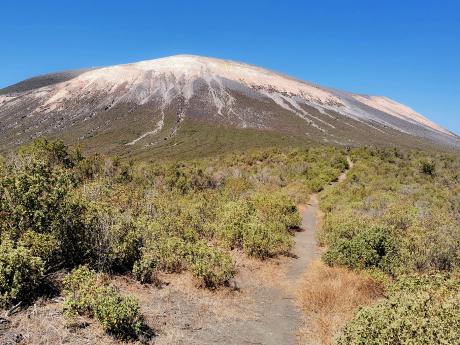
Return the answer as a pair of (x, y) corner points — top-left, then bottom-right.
(1, 0), (459, 134)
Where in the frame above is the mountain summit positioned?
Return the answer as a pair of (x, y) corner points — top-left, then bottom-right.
(1, 55), (458, 156)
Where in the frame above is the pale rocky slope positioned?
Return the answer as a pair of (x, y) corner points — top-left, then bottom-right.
(1, 55), (458, 155)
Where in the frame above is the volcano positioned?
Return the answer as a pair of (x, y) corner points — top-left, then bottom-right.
(1, 55), (458, 157)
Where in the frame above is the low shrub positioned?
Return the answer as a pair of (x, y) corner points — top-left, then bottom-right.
(0, 157), (91, 267)
(252, 192), (301, 229)
(307, 176), (327, 193)
(136, 236), (188, 277)
(421, 160), (436, 176)
(242, 218), (292, 259)
(92, 286), (142, 339)
(87, 209), (142, 272)
(132, 255), (158, 284)
(18, 230), (59, 266)
(323, 227), (399, 274)
(62, 265), (99, 316)
(187, 241), (236, 288)
(338, 274), (460, 345)
(134, 237), (236, 288)
(213, 200), (254, 249)
(63, 266), (143, 339)
(212, 193), (298, 258)
(0, 237), (45, 307)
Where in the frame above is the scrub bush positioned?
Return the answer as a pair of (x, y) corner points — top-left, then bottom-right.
(242, 218), (292, 259)
(339, 274), (460, 345)
(18, 230), (59, 265)
(251, 192), (301, 229)
(0, 237), (45, 307)
(187, 241), (236, 288)
(213, 200), (254, 249)
(63, 266), (142, 339)
(323, 227), (399, 274)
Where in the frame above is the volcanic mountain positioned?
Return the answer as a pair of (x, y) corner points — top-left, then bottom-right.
(0, 55), (458, 157)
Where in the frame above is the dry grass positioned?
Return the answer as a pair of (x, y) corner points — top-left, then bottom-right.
(0, 298), (122, 345)
(296, 260), (383, 345)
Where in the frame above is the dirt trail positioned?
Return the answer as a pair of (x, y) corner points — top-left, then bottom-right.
(134, 157), (353, 345)
(197, 157), (353, 345)
(176, 197), (323, 345)
(235, 157), (354, 344)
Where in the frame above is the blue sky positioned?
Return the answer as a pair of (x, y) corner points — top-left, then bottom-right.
(1, 0), (459, 134)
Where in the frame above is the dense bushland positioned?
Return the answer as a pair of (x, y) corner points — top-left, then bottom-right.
(320, 147), (460, 274)
(319, 147), (460, 343)
(0, 139), (348, 337)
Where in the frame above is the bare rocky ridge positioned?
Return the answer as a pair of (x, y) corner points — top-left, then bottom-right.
(1, 55), (458, 155)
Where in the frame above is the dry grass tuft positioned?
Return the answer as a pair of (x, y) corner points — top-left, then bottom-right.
(296, 260), (383, 345)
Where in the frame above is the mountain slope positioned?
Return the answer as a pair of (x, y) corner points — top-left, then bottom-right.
(0, 55), (458, 157)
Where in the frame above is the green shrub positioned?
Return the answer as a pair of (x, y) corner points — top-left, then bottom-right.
(18, 138), (76, 168)
(18, 230), (59, 265)
(404, 214), (460, 272)
(0, 158), (90, 266)
(421, 160), (436, 176)
(63, 266), (142, 339)
(318, 209), (370, 245)
(323, 227), (399, 274)
(137, 236), (189, 275)
(339, 274), (460, 345)
(213, 200), (254, 249)
(187, 242), (236, 288)
(0, 159), (73, 235)
(242, 218), (292, 259)
(63, 265), (99, 316)
(212, 194), (296, 259)
(0, 237), (45, 307)
(132, 255), (158, 284)
(307, 176), (327, 192)
(147, 197), (202, 242)
(252, 192), (301, 229)
(153, 237), (189, 272)
(92, 286), (142, 339)
(108, 222), (141, 271)
(86, 209), (142, 271)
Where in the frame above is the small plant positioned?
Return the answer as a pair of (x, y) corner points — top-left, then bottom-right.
(421, 160), (436, 176)
(18, 230), (59, 265)
(132, 255), (158, 284)
(92, 286), (142, 339)
(62, 265), (99, 316)
(323, 227), (399, 274)
(252, 192), (301, 229)
(152, 236), (189, 272)
(242, 218), (292, 259)
(0, 236), (45, 307)
(63, 266), (143, 339)
(187, 241), (236, 288)
(213, 200), (254, 249)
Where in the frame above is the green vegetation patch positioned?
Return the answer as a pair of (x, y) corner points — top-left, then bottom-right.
(318, 147), (460, 344)
(63, 266), (143, 339)
(339, 273), (460, 345)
